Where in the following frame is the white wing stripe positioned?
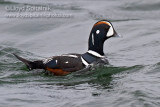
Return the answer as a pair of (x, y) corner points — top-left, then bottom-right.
(62, 54), (78, 58)
(81, 57), (89, 66)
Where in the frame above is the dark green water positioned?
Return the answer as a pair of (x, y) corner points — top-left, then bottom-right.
(0, 0), (160, 107)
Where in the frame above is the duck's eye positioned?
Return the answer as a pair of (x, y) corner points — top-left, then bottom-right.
(96, 30), (100, 34)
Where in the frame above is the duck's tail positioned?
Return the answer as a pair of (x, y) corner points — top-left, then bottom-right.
(13, 53), (45, 70)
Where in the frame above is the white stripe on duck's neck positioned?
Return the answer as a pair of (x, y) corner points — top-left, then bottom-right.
(87, 50), (104, 58)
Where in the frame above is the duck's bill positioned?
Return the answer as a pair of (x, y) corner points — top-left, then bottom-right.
(113, 32), (122, 37)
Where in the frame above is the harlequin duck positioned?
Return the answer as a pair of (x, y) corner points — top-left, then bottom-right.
(14, 20), (120, 76)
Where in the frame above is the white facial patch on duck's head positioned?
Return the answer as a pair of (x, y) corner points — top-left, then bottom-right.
(104, 21), (114, 37)
(107, 25), (114, 37)
(96, 30), (100, 34)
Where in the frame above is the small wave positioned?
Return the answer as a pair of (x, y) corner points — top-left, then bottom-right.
(0, 0), (18, 5)
(121, 2), (160, 11)
(88, 11), (139, 22)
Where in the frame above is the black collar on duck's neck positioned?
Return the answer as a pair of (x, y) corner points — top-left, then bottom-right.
(88, 41), (105, 56)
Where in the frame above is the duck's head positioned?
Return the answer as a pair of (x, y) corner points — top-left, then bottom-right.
(88, 20), (120, 56)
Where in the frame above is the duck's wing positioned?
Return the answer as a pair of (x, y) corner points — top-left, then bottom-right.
(44, 54), (84, 73)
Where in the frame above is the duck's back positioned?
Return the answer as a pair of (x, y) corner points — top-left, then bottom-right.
(43, 54), (84, 75)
